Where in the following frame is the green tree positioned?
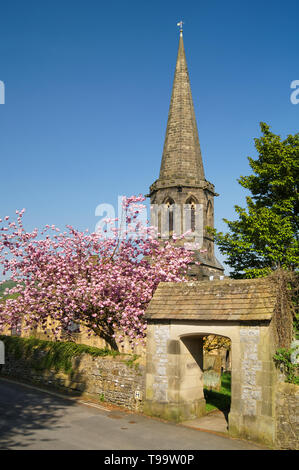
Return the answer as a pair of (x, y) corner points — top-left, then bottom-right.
(212, 123), (299, 278)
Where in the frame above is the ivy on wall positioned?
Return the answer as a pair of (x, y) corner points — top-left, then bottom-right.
(271, 270), (299, 385)
(0, 335), (120, 374)
(273, 348), (299, 385)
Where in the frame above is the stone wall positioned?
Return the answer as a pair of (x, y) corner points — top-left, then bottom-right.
(0, 349), (145, 411)
(275, 382), (299, 450)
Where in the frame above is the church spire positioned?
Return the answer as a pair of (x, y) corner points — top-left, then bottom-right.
(149, 28), (224, 279)
(158, 28), (205, 184)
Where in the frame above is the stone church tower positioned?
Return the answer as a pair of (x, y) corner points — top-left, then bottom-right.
(148, 28), (224, 279)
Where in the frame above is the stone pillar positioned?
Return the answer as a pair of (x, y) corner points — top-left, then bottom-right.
(229, 325), (276, 447)
(144, 321), (206, 422)
(178, 335), (206, 418)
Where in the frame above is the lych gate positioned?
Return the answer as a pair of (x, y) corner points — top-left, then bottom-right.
(144, 278), (281, 447)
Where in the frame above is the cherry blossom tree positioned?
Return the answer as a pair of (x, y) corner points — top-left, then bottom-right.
(0, 196), (196, 349)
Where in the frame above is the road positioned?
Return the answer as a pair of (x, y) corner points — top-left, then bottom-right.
(0, 378), (263, 450)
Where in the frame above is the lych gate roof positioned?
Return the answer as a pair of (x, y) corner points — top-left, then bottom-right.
(145, 278), (277, 321)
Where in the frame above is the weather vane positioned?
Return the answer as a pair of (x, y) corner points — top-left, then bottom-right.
(177, 20), (184, 35)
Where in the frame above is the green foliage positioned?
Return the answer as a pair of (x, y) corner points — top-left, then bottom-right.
(294, 315), (299, 340)
(210, 123), (299, 278)
(0, 335), (120, 374)
(0, 280), (18, 300)
(204, 372), (231, 413)
(273, 347), (299, 385)
(124, 353), (140, 369)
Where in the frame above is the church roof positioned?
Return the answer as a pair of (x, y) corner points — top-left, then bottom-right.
(159, 32), (205, 185)
(193, 252), (225, 271)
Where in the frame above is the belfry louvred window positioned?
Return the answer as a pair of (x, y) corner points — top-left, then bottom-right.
(165, 198), (174, 235)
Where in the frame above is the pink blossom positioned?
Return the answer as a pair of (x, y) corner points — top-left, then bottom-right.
(0, 197), (195, 349)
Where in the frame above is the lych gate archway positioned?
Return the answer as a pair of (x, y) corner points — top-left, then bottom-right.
(144, 278), (280, 447)
(179, 332), (231, 415)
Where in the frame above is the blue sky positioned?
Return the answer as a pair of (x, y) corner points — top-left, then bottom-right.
(0, 0), (298, 273)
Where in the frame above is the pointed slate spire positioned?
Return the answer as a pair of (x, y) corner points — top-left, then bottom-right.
(159, 31), (205, 184)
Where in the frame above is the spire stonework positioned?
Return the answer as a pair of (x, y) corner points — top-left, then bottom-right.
(149, 31), (224, 279)
(159, 31), (205, 184)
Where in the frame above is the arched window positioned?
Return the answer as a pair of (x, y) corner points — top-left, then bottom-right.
(158, 211), (162, 236)
(164, 197), (174, 236)
(206, 199), (213, 225)
(186, 197), (198, 232)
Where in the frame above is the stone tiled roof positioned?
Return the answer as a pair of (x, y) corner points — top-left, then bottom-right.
(145, 278), (277, 321)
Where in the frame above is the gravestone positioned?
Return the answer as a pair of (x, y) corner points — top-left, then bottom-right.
(203, 353), (221, 391)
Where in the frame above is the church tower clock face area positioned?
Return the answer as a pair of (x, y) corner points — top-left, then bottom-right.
(149, 26), (224, 280)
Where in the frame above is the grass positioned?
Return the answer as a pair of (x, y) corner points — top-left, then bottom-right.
(204, 372), (231, 414)
(0, 280), (19, 301)
(0, 280), (16, 297)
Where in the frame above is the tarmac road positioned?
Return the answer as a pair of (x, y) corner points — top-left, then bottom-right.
(0, 378), (263, 450)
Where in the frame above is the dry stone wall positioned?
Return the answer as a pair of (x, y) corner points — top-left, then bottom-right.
(0, 349), (145, 411)
(275, 382), (299, 450)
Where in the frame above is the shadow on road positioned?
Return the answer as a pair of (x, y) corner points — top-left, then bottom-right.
(0, 378), (78, 449)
